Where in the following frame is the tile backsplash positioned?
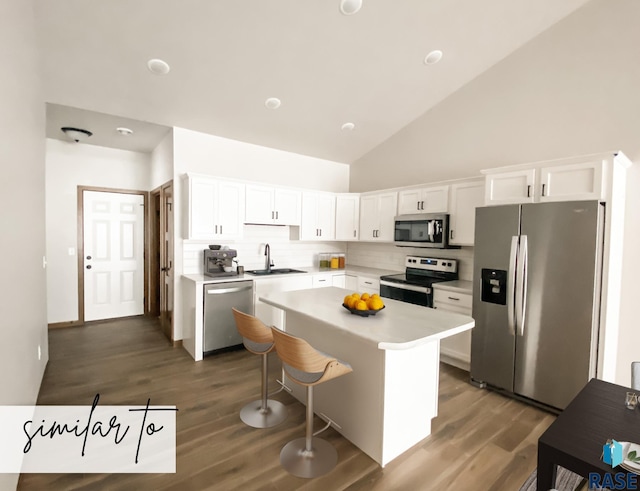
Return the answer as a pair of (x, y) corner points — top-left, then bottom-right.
(183, 225), (473, 280)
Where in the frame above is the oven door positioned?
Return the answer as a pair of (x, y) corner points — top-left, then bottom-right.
(380, 280), (432, 307)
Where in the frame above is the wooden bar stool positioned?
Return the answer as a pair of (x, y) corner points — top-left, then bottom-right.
(232, 308), (287, 428)
(270, 326), (353, 478)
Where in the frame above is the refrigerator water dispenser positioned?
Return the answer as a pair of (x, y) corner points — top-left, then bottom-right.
(480, 268), (507, 305)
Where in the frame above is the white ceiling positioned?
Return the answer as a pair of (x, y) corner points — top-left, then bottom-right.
(36, 0), (590, 161)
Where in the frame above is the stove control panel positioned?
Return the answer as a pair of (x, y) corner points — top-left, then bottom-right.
(405, 255), (457, 273)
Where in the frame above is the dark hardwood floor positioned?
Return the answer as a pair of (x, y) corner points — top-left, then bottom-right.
(18, 316), (555, 490)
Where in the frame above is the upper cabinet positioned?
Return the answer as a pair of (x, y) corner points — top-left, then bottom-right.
(359, 191), (398, 242)
(184, 175), (245, 240)
(448, 179), (485, 246)
(300, 192), (336, 240)
(245, 184), (302, 226)
(484, 159), (606, 205)
(397, 185), (449, 214)
(335, 193), (360, 241)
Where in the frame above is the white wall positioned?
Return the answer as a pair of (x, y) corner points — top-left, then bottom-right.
(351, 0), (640, 386)
(45, 139), (150, 323)
(0, 0), (47, 488)
(150, 129), (174, 190)
(172, 127), (351, 340)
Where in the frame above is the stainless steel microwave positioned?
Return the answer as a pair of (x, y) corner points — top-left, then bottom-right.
(393, 213), (452, 248)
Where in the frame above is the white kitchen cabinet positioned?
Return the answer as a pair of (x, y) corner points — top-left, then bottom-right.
(433, 288), (472, 370)
(448, 179), (484, 246)
(345, 274), (358, 291)
(335, 193), (360, 241)
(312, 274), (332, 288)
(300, 192), (336, 240)
(184, 175), (245, 240)
(359, 192), (397, 242)
(357, 276), (380, 295)
(332, 273), (346, 288)
(397, 185), (449, 214)
(245, 184), (301, 225)
(484, 159), (605, 205)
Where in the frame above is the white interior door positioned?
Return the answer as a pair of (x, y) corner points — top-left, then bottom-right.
(83, 191), (144, 321)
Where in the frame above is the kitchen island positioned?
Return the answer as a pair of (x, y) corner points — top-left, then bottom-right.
(260, 286), (474, 467)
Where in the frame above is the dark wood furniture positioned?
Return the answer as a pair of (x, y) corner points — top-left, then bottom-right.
(537, 378), (640, 490)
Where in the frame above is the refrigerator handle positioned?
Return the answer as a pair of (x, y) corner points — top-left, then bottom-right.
(515, 235), (528, 336)
(507, 236), (518, 335)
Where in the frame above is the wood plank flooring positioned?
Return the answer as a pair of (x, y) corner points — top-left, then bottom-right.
(18, 316), (556, 491)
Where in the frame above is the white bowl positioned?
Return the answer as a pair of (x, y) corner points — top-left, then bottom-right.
(223, 266), (234, 272)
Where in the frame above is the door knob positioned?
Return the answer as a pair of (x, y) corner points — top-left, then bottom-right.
(86, 255), (92, 260)
(86, 265), (92, 269)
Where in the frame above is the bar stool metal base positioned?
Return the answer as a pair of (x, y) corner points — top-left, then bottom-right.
(240, 399), (287, 428)
(280, 437), (337, 478)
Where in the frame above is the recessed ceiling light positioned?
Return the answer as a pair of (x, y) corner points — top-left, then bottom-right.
(116, 127), (133, 136)
(147, 58), (170, 75)
(424, 50), (444, 65)
(265, 97), (282, 109)
(340, 0), (363, 15)
(341, 122), (355, 131)
(60, 127), (92, 143)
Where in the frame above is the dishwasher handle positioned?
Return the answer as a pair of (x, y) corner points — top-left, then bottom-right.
(206, 285), (253, 295)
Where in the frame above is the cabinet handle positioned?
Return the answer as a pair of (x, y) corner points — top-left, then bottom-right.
(527, 185), (531, 198)
(353, 230), (356, 238)
(276, 211), (279, 219)
(215, 225), (218, 234)
(541, 184), (546, 197)
(319, 228), (322, 236)
(448, 296), (460, 301)
(421, 201), (425, 210)
(220, 225), (222, 234)
(450, 230), (454, 240)
(417, 201), (420, 210)
(271, 211), (274, 219)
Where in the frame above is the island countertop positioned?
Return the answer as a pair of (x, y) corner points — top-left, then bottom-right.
(260, 286), (474, 351)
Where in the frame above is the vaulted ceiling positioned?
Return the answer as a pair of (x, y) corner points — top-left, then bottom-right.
(37, 0), (589, 160)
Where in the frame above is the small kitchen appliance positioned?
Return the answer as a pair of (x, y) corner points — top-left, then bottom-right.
(394, 213), (456, 248)
(204, 249), (238, 277)
(380, 256), (458, 308)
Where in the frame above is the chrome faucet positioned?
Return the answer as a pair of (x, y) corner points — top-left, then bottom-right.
(264, 243), (274, 272)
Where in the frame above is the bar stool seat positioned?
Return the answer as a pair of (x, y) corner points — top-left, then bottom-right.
(232, 308), (287, 428)
(271, 326), (353, 478)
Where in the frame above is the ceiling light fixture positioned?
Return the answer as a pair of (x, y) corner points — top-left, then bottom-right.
(265, 97), (282, 109)
(341, 122), (356, 131)
(340, 0), (363, 15)
(116, 127), (133, 136)
(61, 127), (92, 143)
(424, 50), (444, 65)
(147, 58), (171, 75)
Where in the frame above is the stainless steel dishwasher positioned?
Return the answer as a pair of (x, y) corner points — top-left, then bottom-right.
(203, 280), (254, 354)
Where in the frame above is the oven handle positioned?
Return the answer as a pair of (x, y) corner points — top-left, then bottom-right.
(380, 280), (429, 294)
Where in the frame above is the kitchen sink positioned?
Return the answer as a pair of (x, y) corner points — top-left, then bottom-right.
(245, 268), (307, 276)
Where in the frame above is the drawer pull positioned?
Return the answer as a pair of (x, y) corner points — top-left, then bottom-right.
(447, 296), (460, 301)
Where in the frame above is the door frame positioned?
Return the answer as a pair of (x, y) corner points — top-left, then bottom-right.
(149, 180), (175, 342)
(77, 186), (149, 325)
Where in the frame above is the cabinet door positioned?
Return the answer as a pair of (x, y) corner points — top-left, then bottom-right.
(216, 180), (245, 239)
(359, 195), (379, 241)
(485, 169), (535, 205)
(422, 185), (449, 213)
(539, 161), (604, 202)
(357, 276), (380, 294)
(245, 184), (275, 224)
(274, 188), (301, 225)
(312, 274), (332, 288)
(316, 193), (336, 240)
(449, 181), (484, 246)
(300, 193), (319, 240)
(335, 194), (360, 241)
(332, 274), (346, 288)
(376, 192), (398, 241)
(397, 189), (423, 214)
(189, 178), (217, 239)
(345, 274), (358, 291)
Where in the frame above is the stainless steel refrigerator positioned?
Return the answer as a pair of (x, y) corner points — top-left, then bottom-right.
(470, 200), (603, 410)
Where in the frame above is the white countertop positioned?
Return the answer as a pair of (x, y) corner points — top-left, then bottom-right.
(260, 286), (474, 351)
(432, 280), (473, 295)
(182, 265), (402, 285)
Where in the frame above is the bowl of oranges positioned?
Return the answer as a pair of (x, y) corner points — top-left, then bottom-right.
(342, 292), (385, 317)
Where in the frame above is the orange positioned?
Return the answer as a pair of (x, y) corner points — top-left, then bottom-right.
(347, 297), (358, 309)
(351, 293), (361, 301)
(343, 294), (352, 305)
(371, 293), (380, 300)
(355, 300), (368, 310)
(368, 298), (385, 310)
(361, 293), (370, 301)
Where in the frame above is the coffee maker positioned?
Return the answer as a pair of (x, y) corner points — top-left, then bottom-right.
(203, 249), (238, 277)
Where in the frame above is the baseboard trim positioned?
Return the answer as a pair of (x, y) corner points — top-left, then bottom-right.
(172, 339), (183, 348)
(440, 353), (470, 372)
(48, 320), (83, 329)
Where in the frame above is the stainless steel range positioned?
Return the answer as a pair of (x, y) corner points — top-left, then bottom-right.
(380, 256), (458, 308)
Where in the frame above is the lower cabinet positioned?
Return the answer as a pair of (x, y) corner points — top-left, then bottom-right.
(357, 276), (380, 295)
(254, 276), (313, 328)
(433, 288), (472, 371)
